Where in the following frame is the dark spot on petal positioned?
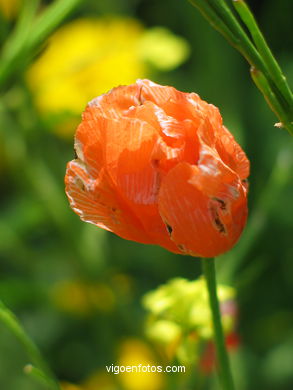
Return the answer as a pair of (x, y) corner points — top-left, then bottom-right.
(111, 207), (117, 212)
(209, 205), (227, 235)
(212, 197), (227, 211)
(165, 223), (173, 235)
(214, 215), (226, 234)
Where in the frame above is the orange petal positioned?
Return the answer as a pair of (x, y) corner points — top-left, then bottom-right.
(138, 79), (200, 124)
(215, 126), (250, 180)
(98, 116), (179, 253)
(158, 160), (248, 258)
(74, 111), (179, 252)
(88, 83), (144, 119)
(65, 161), (153, 244)
(126, 101), (201, 170)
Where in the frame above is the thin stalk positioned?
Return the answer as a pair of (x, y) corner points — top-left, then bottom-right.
(188, 0), (293, 136)
(0, 0), (39, 61)
(189, 0), (264, 71)
(0, 0), (39, 85)
(0, 0), (81, 89)
(201, 258), (235, 390)
(0, 301), (61, 390)
(250, 67), (293, 134)
(28, 0), (81, 50)
(206, 0), (265, 72)
(207, 0), (293, 121)
(233, 0), (293, 109)
(188, 0), (239, 46)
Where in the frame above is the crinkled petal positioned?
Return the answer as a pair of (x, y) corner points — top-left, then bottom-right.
(88, 83), (144, 119)
(158, 160), (248, 258)
(65, 161), (153, 244)
(126, 101), (200, 168)
(215, 126), (250, 180)
(99, 116), (180, 252)
(139, 79), (202, 125)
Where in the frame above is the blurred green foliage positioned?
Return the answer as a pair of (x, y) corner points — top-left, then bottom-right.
(0, 0), (292, 389)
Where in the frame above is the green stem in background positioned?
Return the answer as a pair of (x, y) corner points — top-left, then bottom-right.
(250, 67), (293, 134)
(201, 258), (235, 390)
(0, 301), (61, 390)
(188, 0), (264, 69)
(0, 0), (40, 64)
(188, 0), (293, 135)
(188, 0), (240, 47)
(29, 0), (81, 50)
(0, 0), (81, 89)
(206, 0), (265, 70)
(233, 0), (293, 109)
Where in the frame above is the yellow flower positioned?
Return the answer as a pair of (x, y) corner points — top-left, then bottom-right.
(145, 320), (181, 345)
(27, 18), (145, 115)
(117, 339), (164, 390)
(143, 278), (236, 364)
(26, 17), (189, 137)
(67, 339), (165, 390)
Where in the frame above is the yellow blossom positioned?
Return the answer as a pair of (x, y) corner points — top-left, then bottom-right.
(27, 18), (145, 115)
(26, 17), (189, 137)
(63, 339), (165, 390)
(143, 278), (236, 365)
(117, 339), (165, 390)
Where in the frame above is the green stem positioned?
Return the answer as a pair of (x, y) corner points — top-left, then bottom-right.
(188, 0), (239, 47)
(201, 258), (235, 390)
(188, 0), (293, 136)
(0, 0), (81, 89)
(250, 67), (293, 134)
(0, 300), (61, 390)
(28, 0), (81, 50)
(0, 0), (40, 86)
(206, 0), (265, 73)
(233, 0), (293, 109)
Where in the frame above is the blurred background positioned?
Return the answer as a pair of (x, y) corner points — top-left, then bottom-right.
(0, 0), (292, 389)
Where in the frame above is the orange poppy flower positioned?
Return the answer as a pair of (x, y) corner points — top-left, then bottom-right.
(65, 79), (249, 257)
